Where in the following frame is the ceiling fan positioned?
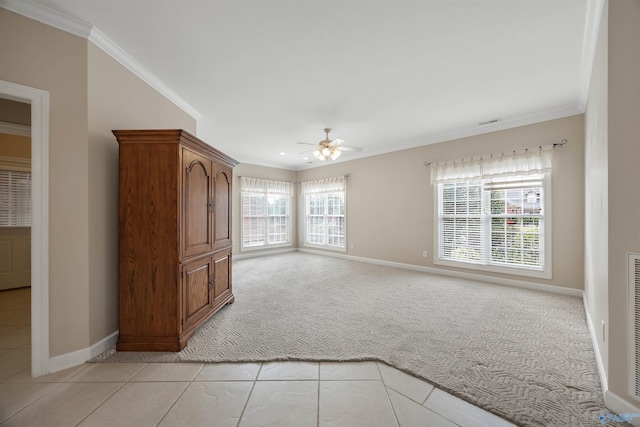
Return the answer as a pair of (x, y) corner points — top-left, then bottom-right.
(297, 128), (362, 160)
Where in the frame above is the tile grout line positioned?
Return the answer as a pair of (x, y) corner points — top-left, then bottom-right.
(420, 388), (465, 427)
(71, 362), (148, 426)
(421, 383), (435, 406)
(72, 381), (128, 426)
(376, 362), (401, 427)
(153, 363), (206, 427)
(376, 362), (464, 427)
(236, 362), (263, 427)
(0, 380), (65, 424)
(152, 381), (191, 427)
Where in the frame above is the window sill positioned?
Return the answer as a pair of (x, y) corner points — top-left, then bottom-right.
(240, 242), (292, 252)
(433, 258), (551, 280)
(303, 243), (347, 253)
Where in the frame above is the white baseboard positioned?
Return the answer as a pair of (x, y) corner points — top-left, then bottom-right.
(48, 330), (118, 374)
(603, 390), (640, 426)
(298, 248), (583, 297)
(583, 295), (608, 392)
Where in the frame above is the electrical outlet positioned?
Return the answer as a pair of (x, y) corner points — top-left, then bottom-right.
(422, 251), (428, 258)
(601, 320), (605, 342)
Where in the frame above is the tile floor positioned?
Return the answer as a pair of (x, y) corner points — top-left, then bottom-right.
(0, 288), (515, 426)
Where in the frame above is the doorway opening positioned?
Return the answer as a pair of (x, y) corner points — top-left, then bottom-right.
(0, 80), (50, 377)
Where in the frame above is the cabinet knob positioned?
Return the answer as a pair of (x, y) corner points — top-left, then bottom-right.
(208, 197), (215, 213)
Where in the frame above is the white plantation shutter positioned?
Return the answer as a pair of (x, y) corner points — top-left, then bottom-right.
(0, 169), (31, 227)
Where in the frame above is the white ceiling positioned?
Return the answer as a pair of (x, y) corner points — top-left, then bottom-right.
(9, 0), (597, 170)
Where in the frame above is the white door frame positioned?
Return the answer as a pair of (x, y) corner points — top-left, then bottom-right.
(0, 80), (50, 377)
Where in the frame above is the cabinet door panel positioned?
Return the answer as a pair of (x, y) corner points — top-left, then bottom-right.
(213, 166), (232, 250)
(182, 256), (214, 331)
(213, 250), (232, 305)
(182, 148), (213, 258)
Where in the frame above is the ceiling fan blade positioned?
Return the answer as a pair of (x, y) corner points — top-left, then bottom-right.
(298, 149), (315, 155)
(296, 141), (317, 146)
(337, 146), (362, 152)
(332, 138), (345, 145)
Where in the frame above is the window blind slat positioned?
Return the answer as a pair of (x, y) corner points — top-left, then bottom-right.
(0, 169), (31, 227)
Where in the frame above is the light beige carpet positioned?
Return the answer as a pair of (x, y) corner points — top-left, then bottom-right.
(94, 252), (619, 426)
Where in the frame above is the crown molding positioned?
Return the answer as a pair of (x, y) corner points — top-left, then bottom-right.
(355, 105), (584, 160)
(0, 121), (31, 137)
(1, 0), (201, 121)
(420, 105), (584, 147)
(88, 27), (202, 120)
(0, 0), (91, 38)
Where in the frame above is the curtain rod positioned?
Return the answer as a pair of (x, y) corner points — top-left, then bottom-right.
(423, 139), (567, 166)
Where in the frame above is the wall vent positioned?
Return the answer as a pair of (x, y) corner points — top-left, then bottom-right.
(630, 253), (640, 401)
(478, 118), (501, 126)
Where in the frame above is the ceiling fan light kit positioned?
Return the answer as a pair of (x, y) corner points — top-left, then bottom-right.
(301, 128), (360, 161)
(313, 146), (341, 161)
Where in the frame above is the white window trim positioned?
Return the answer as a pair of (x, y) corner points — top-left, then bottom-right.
(303, 191), (347, 252)
(433, 173), (552, 280)
(301, 176), (348, 252)
(240, 178), (293, 251)
(240, 193), (293, 252)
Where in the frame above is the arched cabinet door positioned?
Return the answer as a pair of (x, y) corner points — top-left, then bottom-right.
(213, 165), (232, 250)
(182, 148), (213, 258)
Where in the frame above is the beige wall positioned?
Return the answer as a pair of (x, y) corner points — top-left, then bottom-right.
(1, 9), (90, 357)
(233, 163), (298, 256)
(1, 9), (197, 358)
(87, 44), (196, 344)
(607, 0), (640, 405)
(584, 0), (640, 411)
(296, 115), (585, 290)
(584, 1), (609, 384)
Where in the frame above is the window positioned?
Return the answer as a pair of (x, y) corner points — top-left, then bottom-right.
(0, 168), (31, 227)
(432, 148), (552, 278)
(301, 176), (347, 250)
(438, 175), (546, 271)
(240, 177), (293, 250)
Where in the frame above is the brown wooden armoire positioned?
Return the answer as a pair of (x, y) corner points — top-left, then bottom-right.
(113, 129), (238, 351)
